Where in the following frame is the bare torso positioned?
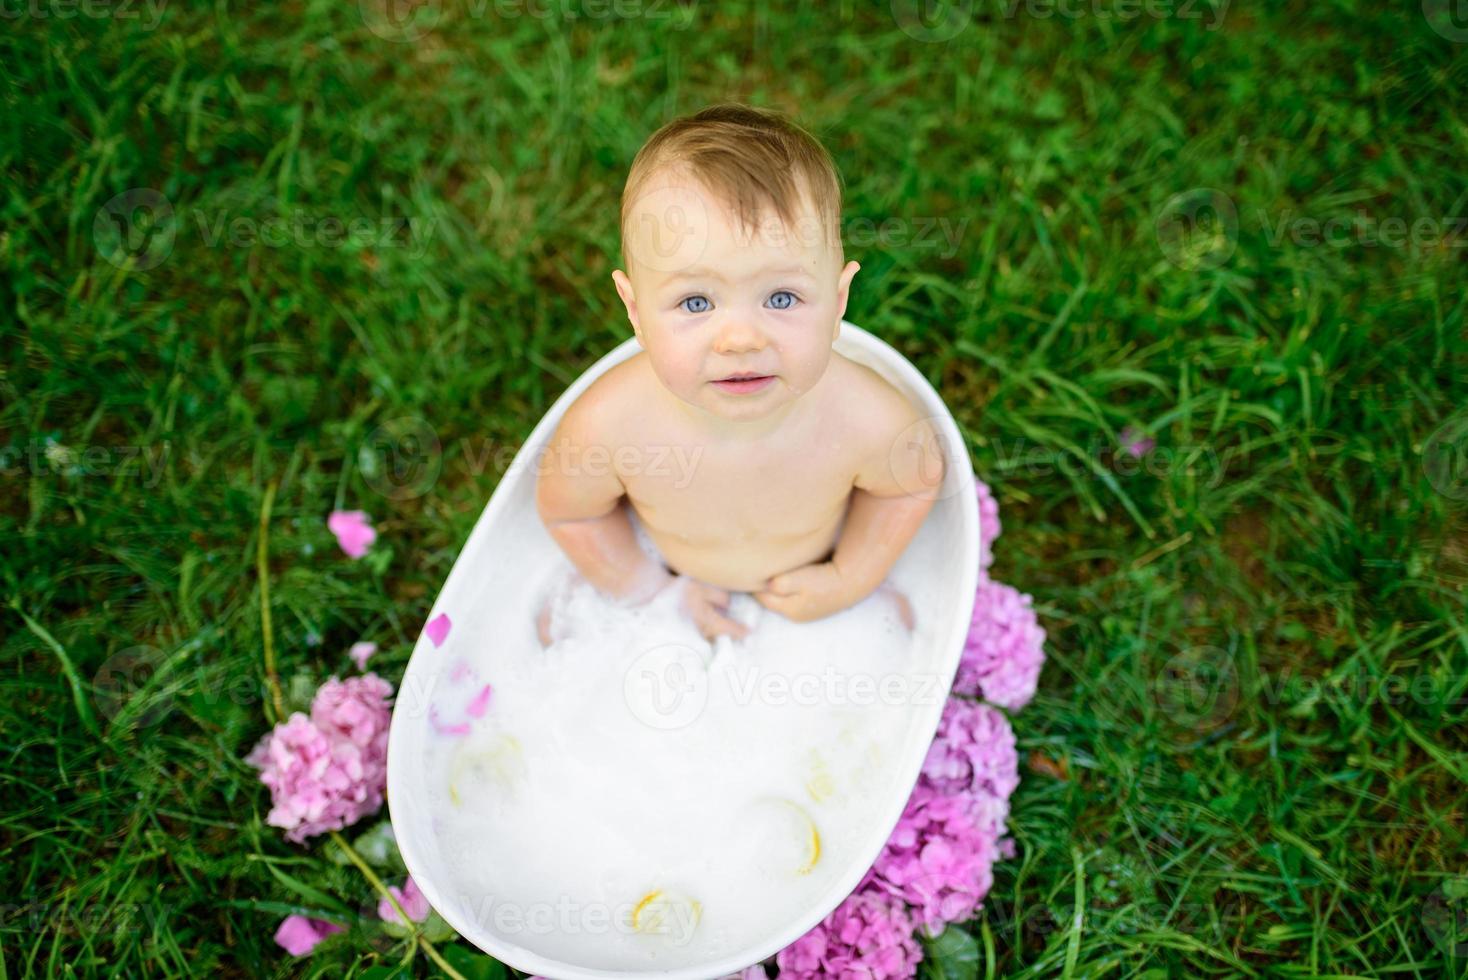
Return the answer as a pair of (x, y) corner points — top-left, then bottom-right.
(593, 351), (893, 593)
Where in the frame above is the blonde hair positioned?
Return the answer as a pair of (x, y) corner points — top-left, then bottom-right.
(619, 103), (843, 267)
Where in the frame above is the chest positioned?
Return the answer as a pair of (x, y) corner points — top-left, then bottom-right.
(621, 438), (857, 539)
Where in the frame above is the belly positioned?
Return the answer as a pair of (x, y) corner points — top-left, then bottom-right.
(638, 514), (845, 594)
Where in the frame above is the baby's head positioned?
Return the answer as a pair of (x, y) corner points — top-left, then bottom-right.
(613, 104), (860, 426)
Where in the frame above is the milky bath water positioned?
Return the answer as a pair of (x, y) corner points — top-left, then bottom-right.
(415, 553), (942, 973)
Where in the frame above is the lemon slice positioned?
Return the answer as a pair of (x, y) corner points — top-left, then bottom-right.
(743, 797), (821, 876)
(630, 889), (702, 941)
(447, 733), (526, 806)
(804, 749), (836, 804)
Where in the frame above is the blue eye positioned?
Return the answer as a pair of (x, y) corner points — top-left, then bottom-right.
(767, 291), (797, 310)
(680, 295), (711, 314)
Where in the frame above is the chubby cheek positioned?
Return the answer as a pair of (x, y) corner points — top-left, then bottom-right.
(779, 310), (836, 394)
(783, 342), (832, 395)
(647, 333), (706, 398)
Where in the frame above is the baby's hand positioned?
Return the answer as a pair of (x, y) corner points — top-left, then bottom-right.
(664, 575), (751, 644)
(752, 562), (855, 623)
(755, 565), (917, 630)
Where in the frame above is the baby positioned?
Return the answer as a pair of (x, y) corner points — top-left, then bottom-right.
(535, 104), (945, 643)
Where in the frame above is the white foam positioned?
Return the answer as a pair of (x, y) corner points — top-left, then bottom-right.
(420, 563), (936, 971)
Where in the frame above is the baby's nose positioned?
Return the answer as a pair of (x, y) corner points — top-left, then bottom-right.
(712, 318), (764, 353)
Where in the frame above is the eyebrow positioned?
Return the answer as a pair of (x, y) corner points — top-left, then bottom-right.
(664, 263), (816, 282)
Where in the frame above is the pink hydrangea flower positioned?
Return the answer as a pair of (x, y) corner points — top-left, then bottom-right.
(1119, 426), (1155, 458)
(921, 698), (1020, 801)
(273, 914), (343, 956)
(848, 698), (1021, 937)
(327, 509), (377, 559)
(349, 641), (377, 670)
(974, 476), (1001, 573)
(862, 781), (1009, 936)
(955, 580), (1046, 710)
(245, 674), (393, 843)
(311, 673), (394, 749)
(378, 875), (431, 925)
(775, 889), (923, 979)
(776, 476), (1032, 950)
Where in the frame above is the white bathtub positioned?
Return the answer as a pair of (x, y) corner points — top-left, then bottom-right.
(387, 320), (979, 979)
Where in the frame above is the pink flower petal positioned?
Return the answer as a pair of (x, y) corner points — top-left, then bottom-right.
(327, 510), (377, 559)
(349, 641), (378, 670)
(1118, 427), (1155, 459)
(429, 705), (471, 737)
(465, 684), (493, 718)
(273, 915), (343, 956)
(425, 612), (452, 648)
(378, 876), (432, 925)
(448, 660), (473, 683)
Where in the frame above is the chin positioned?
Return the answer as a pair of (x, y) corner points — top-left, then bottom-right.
(701, 391), (791, 421)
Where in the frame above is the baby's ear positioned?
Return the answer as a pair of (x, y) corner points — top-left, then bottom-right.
(834, 260), (860, 335)
(611, 270), (641, 338)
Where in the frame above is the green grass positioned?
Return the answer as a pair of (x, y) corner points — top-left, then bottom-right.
(4, 0), (1467, 976)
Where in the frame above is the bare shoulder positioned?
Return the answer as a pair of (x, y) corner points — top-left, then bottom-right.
(535, 350), (651, 522)
(826, 352), (923, 427)
(554, 350), (651, 444)
(824, 352), (944, 497)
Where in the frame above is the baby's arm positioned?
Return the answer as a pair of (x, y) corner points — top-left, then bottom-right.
(754, 389), (943, 624)
(829, 415), (944, 599)
(533, 392), (750, 643)
(534, 396), (672, 605)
